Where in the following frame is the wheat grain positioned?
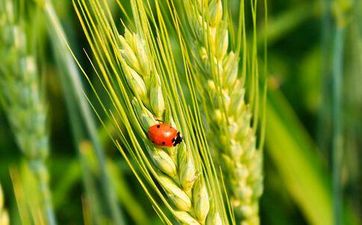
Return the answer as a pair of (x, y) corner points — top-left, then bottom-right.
(182, 0), (263, 224)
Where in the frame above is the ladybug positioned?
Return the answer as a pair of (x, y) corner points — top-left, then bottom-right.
(147, 123), (183, 147)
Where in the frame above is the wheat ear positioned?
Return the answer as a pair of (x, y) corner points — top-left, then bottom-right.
(119, 29), (218, 225)
(73, 0), (229, 223)
(0, 2), (56, 225)
(182, 0), (263, 224)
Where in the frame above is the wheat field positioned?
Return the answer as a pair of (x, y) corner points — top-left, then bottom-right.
(0, 0), (361, 225)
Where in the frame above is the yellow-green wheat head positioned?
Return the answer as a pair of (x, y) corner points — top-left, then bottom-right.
(73, 0), (266, 224)
(178, 0), (266, 224)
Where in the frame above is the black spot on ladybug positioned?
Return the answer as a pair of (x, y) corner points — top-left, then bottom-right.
(162, 141), (166, 145)
(157, 125), (161, 128)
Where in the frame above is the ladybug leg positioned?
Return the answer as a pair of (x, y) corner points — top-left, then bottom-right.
(155, 118), (163, 123)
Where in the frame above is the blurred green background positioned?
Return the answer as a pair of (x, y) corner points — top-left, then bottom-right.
(0, 0), (361, 225)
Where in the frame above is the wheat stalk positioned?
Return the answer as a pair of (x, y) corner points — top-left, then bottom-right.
(181, 0), (263, 224)
(0, 184), (9, 225)
(0, 1), (56, 224)
(73, 0), (228, 224)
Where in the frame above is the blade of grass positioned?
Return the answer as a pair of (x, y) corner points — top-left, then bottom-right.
(10, 168), (32, 225)
(10, 165), (49, 225)
(266, 90), (332, 225)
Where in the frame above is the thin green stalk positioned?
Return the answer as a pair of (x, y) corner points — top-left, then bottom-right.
(33, 0), (125, 224)
(330, 1), (351, 224)
(331, 25), (345, 225)
(318, 0), (333, 156)
(342, 0), (362, 218)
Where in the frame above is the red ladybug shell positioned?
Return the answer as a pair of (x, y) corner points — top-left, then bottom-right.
(147, 123), (182, 147)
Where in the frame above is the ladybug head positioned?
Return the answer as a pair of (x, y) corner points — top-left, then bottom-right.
(172, 132), (183, 146)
